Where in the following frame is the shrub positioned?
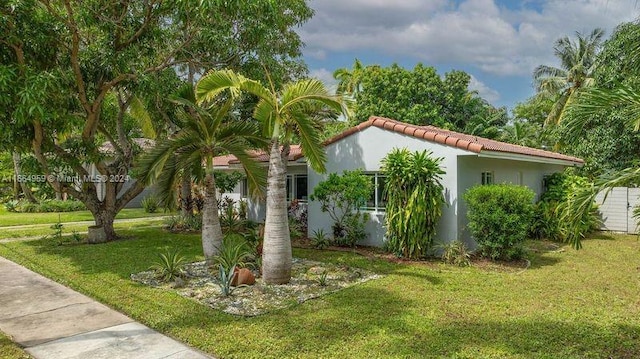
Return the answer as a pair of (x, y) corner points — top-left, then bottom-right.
(439, 240), (471, 267)
(150, 248), (187, 281)
(141, 195), (160, 213)
(213, 234), (254, 272)
(532, 171), (601, 242)
(333, 212), (369, 247)
(220, 197), (245, 232)
(7, 199), (86, 213)
(164, 214), (202, 232)
(464, 184), (535, 261)
(3, 200), (18, 212)
(310, 170), (372, 246)
(287, 200), (307, 239)
(382, 149), (446, 258)
(310, 228), (330, 249)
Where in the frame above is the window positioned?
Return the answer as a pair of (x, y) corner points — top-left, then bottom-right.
(481, 171), (493, 185)
(240, 178), (248, 199)
(364, 173), (386, 212)
(286, 174), (308, 202)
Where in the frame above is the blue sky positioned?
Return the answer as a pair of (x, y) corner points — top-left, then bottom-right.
(298, 0), (640, 111)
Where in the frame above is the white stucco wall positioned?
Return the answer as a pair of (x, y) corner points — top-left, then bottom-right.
(456, 155), (569, 247)
(307, 126), (468, 247)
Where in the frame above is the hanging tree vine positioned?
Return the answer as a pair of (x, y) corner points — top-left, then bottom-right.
(382, 148), (446, 258)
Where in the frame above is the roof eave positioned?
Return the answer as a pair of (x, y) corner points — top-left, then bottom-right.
(476, 150), (584, 167)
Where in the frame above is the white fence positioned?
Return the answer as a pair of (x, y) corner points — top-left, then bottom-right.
(596, 187), (640, 234)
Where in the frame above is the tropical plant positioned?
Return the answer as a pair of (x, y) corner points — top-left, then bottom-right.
(557, 22), (640, 248)
(141, 195), (160, 213)
(215, 264), (238, 297)
(464, 184), (535, 261)
(310, 229), (330, 249)
(196, 69), (344, 284)
(138, 86), (265, 263)
(533, 28), (605, 126)
(150, 248), (187, 282)
(382, 148), (446, 258)
(164, 213), (203, 233)
(316, 270), (329, 287)
(333, 58), (364, 98)
(439, 240), (472, 267)
(310, 169), (372, 245)
(333, 212), (369, 247)
(213, 234), (254, 273)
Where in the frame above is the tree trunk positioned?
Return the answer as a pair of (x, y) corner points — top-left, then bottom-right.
(180, 174), (193, 217)
(93, 208), (117, 242)
(261, 140), (292, 284)
(12, 152), (37, 203)
(201, 170), (224, 264)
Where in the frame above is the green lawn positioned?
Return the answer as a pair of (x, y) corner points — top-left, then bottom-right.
(0, 332), (30, 359)
(0, 230), (638, 358)
(0, 208), (171, 227)
(0, 217), (168, 240)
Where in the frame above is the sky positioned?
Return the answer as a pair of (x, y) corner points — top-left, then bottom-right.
(298, 0), (640, 111)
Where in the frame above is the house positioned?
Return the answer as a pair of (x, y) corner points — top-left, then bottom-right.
(214, 116), (584, 247)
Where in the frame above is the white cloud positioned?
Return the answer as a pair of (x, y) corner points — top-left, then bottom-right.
(308, 68), (339, 93)
(469, 75), (501, 103)
(300, 0), (640, 76)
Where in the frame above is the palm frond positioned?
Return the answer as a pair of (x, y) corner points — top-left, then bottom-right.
(129, 96), (156, 139)
(291, 111), (327, 173)
(196, 69), (248, 104)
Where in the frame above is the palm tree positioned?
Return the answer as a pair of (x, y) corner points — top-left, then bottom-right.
(138, 86), (266, 263)
(197, 70), (344, 284)
(333, 58), (364, 98)
(533, 28), (605, 126)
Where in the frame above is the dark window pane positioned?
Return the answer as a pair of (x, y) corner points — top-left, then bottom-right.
(295, 175), (308, 200)
(377, 175), (386, 208)
(366, 174), (375, 208)
(286, 176), (292, 202)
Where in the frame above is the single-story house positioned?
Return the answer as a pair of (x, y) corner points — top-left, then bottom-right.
(215, 116), (584, 248)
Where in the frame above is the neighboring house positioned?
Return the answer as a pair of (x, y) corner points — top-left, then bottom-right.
(214, 116), (584, 248)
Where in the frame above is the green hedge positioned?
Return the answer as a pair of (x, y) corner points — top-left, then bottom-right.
(464, 184), (534, 261)
(4, 199), (87, 213)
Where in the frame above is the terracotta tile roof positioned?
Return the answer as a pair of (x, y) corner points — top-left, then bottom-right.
(323, 116), (584, 164)
(214, 145), (303, 166)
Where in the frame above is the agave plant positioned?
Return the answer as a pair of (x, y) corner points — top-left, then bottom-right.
(213, 234), (255, 272)
(150, 248), (187, 281)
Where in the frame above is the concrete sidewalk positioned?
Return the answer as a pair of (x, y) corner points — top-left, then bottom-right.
(0, 257), (211, 359)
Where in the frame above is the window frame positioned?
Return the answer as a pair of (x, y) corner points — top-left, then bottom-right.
(481, 171), (494, 185)
(363, 172), (386, 212)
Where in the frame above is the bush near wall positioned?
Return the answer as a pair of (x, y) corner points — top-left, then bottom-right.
(531, 171), (600, 242)
(464, 184), (535, 261)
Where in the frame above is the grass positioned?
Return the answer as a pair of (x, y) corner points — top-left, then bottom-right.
(0, 230), (638, 358)
(0, 217), (168, 240)
(0, 208), (171, 227)
(0, 331), (30, 359)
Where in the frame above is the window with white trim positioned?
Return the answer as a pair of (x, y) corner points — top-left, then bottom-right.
(286, 174), (308, 202)
(481, 171), (494, 185)
(240, 178), (248, 199)
(364, 173), (386, 212)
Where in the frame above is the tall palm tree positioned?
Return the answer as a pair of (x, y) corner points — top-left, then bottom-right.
(138, 86), (266, 263)
(333, 58), (364, 98)
(197, 70), (344, 284)
(534, 28), (605, 126)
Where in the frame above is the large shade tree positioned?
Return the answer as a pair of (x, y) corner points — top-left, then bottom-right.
(533, 28), (605, 126)
(138, 86), (265, 262)
(0, 0), (313, 240)
(197, 70), (344, 284)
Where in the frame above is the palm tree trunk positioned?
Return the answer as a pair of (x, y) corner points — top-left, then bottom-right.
(201, 158), (223, 264)
(262, 140), (292, 284)
(180, 174), (193, 217)
(12, 152), (37, 203)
